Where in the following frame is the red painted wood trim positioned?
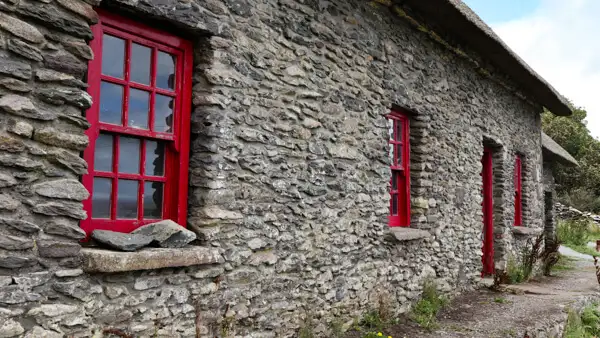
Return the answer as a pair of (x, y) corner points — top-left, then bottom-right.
(387, 110), (410, 227)
(514, 155), (523, 226)
(81, 11), (193, 236)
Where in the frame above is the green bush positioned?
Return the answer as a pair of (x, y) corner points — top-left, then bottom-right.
(506, 256), (526, 284)
(557, 219), (592, 246)
(411, 279), (448, 330)
(559, 188), (600, 213)
(564, 305), (600, 338)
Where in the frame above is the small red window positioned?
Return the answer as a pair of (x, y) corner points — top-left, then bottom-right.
(81, 11), (193, 235)
(387, 111), (410, 227)
(514, 155), (523, 226)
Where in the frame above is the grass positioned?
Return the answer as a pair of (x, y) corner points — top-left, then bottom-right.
(564, 305), (600, 338)
(410, 279), (448, 330)
(558, 219), (600, 257)
(493, 297), (508, 304)
(553, 255), (577, 271)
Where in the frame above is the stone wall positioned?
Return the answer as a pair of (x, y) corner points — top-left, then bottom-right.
(0, 0), (548, 337)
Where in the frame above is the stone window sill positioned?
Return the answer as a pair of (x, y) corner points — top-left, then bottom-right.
(512, 226), (543, 236)
(389, 227), (431, 242)
(81, 246), (223, 273)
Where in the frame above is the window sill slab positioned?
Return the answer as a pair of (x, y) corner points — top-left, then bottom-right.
(82, 246), (223, 273)
(512, 227), (543, 236)
(389, 227), (431, 242)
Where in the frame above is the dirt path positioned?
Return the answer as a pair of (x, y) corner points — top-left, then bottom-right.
(349, 257), (600, 338)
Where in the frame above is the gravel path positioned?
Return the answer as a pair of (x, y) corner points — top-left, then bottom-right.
(347, 250), (599, 338)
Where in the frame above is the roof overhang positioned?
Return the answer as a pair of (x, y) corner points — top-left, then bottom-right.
(542, 132), (578, 166)
(399, 0), (572, 116)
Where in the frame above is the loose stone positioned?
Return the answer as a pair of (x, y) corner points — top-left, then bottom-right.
(131, 220), (197, 248)
(91, 230), (154, 251)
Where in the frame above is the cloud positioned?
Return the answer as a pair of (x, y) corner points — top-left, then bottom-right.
(491, 0), (600, 137)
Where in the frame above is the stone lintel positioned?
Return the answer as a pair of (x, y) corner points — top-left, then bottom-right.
(511, 226), (543, 236)
(81, 247), (223, 273)
(390, 227), (430, 242)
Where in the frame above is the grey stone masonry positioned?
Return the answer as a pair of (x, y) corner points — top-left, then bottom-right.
(0, 0), (552, 337)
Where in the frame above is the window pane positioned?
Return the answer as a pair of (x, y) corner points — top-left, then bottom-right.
(118, 136), (140, 174)
(391, 171), (398, 190)
(94, 134), (113, 172)
(99, 82), (124, 125)
(145, 140), (165, 176)
(396, 144), (403, 166)
(101, 35), (125, 78)
(144, 181), (163, 219)
(388, 143), (394, 165)
(391, 195), (398, 215)
(128, 89), (150, 129)
(92, 178), (111, 218)
(130, 43), (151, 85)
(388, 119), (394, 141)
(395, 120), (403, 141)
(117, 179), (138, 219)
(155, 94), (174, 132)
(157, 51), (176, 90)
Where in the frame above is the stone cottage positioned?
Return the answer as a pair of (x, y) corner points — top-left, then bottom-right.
(0, 0), (575, 336)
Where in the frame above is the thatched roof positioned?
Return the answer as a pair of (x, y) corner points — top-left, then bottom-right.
(542, 132), (578, 166)
(401, 0), (572, 116)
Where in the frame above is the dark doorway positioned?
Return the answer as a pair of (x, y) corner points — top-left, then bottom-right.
(482, 148), (495, 276)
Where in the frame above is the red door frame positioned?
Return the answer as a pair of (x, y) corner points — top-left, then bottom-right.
(482, 148), (495, 276)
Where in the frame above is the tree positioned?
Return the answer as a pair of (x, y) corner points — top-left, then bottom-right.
(543, 103), (600, 211)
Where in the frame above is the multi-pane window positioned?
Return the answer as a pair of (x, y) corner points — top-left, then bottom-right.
(387, 111), (410, 227)
(81, 11), (193, 235)
(514, 155), (523, 226)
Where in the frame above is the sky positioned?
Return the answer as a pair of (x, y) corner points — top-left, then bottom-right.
(463, 0), (600, 137)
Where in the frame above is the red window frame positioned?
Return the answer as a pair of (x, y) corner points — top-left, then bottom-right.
(81, 10), (193, 235)
(514, 155), (523, 226)
(387, 110), (410, 227)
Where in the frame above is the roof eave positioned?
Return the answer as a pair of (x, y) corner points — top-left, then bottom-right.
(399, 0), (572, 116)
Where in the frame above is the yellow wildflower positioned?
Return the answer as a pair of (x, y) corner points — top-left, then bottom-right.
(377, 333), (383, 337)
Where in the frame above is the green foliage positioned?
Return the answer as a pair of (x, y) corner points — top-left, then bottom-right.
(552, 255), (576, 271)
(298, 310), (315, 338)
(542, 106), (600, 206)
(557, 219), (592, 246)
(564, 305), (600, 338)
(504, 236), (543, 284)
(493, 297), (507, 304)
(328, 319), (345, 338)
(410, 279), (448, 330)
(559, 188), (600, 213)
(506, 256), (526, 284)
(564, 309), (589, 338)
